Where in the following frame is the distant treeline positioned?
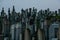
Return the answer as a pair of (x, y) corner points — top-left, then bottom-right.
(0, 6), (60, 25)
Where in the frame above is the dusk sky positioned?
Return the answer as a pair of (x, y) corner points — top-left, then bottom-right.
(0, 0), (60, 13)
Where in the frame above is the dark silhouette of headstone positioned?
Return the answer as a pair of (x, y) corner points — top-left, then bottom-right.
(58, 9), (60, 14)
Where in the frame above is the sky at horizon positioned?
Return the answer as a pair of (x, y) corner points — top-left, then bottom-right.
(0, 0), (60, 13)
